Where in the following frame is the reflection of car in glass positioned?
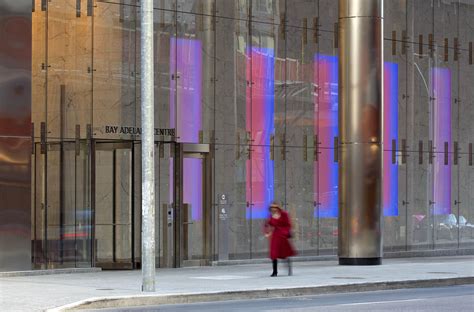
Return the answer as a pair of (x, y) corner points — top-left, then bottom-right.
(32, 209), (93, 265)
(56, 209), (93, 262)
(60, 209), (92, 239)
(437, 214), (474, 240)
(412, 213), (474, 242)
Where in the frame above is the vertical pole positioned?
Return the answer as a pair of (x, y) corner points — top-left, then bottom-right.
(338, 0), (384, 265)
(141, 0), (155, 291)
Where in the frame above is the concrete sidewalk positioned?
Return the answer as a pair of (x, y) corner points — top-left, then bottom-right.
(0, 256), (473, 312)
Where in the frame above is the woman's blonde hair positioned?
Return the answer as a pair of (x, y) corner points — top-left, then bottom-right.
(269, 202), (281, 210)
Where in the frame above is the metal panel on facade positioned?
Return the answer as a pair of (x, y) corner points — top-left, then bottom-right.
(0, 0), (32, 271)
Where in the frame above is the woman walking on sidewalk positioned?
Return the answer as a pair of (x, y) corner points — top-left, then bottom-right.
(264, 203), (296, 277)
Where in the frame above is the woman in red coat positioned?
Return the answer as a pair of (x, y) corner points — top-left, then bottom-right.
(264, 203), (296, 276)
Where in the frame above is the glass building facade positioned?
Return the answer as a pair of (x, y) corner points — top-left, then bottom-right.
(0, 0), (473, 271)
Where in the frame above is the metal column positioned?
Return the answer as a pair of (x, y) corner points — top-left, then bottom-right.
(173, 143), (183, 268)
(140, 0), (156, 291)
(338, 0), (384, 265)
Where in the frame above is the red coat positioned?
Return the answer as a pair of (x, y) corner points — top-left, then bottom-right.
(265, 210), (296, 260)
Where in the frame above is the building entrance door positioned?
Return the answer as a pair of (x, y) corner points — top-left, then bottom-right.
(88, 141), (212, 269)
(93, 142), (135, 269)
(159, 143), (213, 268)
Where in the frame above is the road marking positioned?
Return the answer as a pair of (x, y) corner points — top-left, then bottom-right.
(338, 298), (425, 306)
(190, 275), (251, 280)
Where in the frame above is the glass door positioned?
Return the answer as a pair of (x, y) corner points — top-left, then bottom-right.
(93, 142), (135, 269)
(180, 143), (213, 267)
(157, 142), (175, 268)
(159, 143), (213, 267)
(32, 140), (92, 269)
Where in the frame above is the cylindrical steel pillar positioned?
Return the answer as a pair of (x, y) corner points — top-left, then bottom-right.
(141, 0), (156, 290)
(338, 0), (383, 265)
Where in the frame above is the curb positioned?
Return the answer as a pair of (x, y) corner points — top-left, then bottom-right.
(0, 267), (101, 278)
(47, 276), (474, 311)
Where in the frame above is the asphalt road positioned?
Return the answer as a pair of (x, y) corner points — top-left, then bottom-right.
(86, 285), (474, 312)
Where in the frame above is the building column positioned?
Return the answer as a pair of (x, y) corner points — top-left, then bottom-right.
(338, 0), (384, 265)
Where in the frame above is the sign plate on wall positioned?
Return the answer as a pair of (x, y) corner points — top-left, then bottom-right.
(103, 125), (175, 137)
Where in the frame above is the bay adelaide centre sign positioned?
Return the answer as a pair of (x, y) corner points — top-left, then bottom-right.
(104, 125), (175, 138)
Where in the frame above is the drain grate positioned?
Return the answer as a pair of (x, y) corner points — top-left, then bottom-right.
(96, 288), (114, 291)
(332, 276), (365, 279)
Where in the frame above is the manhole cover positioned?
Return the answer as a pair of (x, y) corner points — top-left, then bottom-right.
(96, 288), (114, 291)
(190, 275), (251, 280)
(332, 276), (365, 279)
(427, 272), (457, 275)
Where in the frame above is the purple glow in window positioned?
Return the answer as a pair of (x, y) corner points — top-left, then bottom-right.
(431, 67), (451, 215)
(170, 38), (203, 220)
(313, 55), (400, 218)
(314, 54), (338, 218)
(246, 47), (275, 219)
(383, 62), (399, 217)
